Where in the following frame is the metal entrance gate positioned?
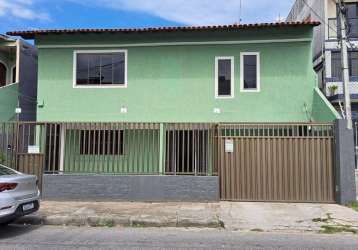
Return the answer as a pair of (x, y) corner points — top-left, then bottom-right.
(218, 123), (335, 202)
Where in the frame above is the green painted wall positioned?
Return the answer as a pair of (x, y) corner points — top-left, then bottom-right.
(64, 129), (160, 174)
(35, 27), (338, 122)
(0, 48), (17, 122)
(0, 83), (18, 121)
(311, 88), (341, 122)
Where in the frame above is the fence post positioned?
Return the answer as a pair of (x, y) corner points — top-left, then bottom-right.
(159, 123), (165, 175)
(334, 119), (357, 204)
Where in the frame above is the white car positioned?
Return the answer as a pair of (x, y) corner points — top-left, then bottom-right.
(0, 164), (40, 225)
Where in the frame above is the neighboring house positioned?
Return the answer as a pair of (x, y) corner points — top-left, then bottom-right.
(0, 34), (37, 121)
(287, 0), (358, 168)
(6, 22), (351, 203)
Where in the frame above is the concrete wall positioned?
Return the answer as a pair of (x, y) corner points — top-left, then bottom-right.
(335, 119), (357, 205)
(0, 83), (18, 121)
(356, 171), (358, 199)
(42, 175), (219, 202)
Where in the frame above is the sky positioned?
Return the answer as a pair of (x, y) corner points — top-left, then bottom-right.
(0, 0), (295, 36)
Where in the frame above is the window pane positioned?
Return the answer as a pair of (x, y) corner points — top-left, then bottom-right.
(88, 54), (101, 85)
(331, 52), (342, 80)
(243, 55), (257, 89)
(350, 52), (358, 77)
(76, 54), (89, 85)
(12, 67), (16, 83)
(0, 165), (17, 175)
(0, 63), (7, 87)
(76, 52), (126, 86)
(113, 53), (125, 85)
(100, 54), (113, 84)
(218, 59), (231, 96)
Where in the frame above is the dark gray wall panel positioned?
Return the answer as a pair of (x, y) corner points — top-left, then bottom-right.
(42, 175), (219, 202)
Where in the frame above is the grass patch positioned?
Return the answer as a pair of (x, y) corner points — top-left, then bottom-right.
(348, 201), (358, 212)
(320, 225), (358, 234)
(95, 219), (115, 228)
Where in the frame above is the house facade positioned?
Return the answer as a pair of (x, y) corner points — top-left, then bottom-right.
(6, 22), (353, 203)
(287, 0), (358, 168)
(9, 23), (338, 123)
(0, 34), (37, 122)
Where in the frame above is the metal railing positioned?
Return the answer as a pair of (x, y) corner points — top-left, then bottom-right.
(0, 122), (216, 176)
(218, 123), (334, 138)
(164, 123), (217, 176)
(0, 122), (336, 177)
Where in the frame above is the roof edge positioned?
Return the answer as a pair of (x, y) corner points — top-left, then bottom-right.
(7, 21), (320, 39)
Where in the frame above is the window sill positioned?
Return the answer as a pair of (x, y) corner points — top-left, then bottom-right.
(240, 89), (260, 93)
(215, 95), (234, 99)
(73, 84), (127, 89)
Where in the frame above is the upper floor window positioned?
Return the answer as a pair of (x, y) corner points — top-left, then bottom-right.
(336, 3), (358, 38)
(240, 52), (260, 92)
(331, 51), (358, 80)
(215, 57), (234, 98)
(74, 50), (127, 88)
(12, 66), (16, 83)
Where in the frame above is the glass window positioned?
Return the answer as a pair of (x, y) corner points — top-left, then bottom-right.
(331, 51), (358, 79)
(76, 51), (126, 86)
(349, 52), (358, 77)
(339, 3), (358, 38)
(243, 55), (258, 89)
(12, 66), (16, 83)
(79, 130), (124, 155)
(331, 52), (342, 80)
(0, 165), (17, 175)
(0, 63), (6, 87)
(216, 58), (233, 97)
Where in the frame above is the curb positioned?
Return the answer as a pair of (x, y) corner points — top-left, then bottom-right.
(14, 215), (224, 229)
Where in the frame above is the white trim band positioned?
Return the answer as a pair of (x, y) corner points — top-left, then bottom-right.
(38, 38), (312, 49)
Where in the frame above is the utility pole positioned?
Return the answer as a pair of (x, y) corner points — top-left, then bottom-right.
(338, 0), (353, 129)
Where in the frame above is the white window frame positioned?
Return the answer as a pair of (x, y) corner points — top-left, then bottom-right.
(215, 56), (235, 99)
(240, 52), (260, 92)
(73, 49), (128, 89)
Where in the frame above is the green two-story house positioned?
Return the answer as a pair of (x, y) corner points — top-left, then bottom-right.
(6, 22), (344, 203)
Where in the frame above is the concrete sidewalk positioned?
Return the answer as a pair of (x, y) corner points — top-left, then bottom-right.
(16, 201), (358, 233)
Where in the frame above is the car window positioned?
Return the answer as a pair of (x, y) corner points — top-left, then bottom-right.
(0, 165), (17, 175)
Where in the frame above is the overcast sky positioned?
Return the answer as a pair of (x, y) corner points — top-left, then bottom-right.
(0, 0), (295, 35)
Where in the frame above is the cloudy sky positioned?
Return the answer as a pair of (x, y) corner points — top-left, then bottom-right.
(0, 0), (295, 35)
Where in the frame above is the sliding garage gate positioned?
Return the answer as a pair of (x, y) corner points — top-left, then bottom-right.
(218, 123), (335, 203)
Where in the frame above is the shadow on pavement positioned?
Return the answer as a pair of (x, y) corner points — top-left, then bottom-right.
(0, 223), (42, 239)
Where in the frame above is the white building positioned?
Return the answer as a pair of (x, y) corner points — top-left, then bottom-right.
(288, 0), (358, 119)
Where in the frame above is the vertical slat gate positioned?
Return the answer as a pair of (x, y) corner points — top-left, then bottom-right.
(218, 123), (335, 203)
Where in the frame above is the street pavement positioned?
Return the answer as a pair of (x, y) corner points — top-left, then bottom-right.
(17, 201), (358, 233)
(0, 224), (358, 250)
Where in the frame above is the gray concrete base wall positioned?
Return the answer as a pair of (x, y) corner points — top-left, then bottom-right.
(42, 175), (219, 202)
(335, 119), (357, 204)
(356, 171), (358, 199)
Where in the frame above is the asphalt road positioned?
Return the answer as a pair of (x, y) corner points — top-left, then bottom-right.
(0, 224), (358, 250)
